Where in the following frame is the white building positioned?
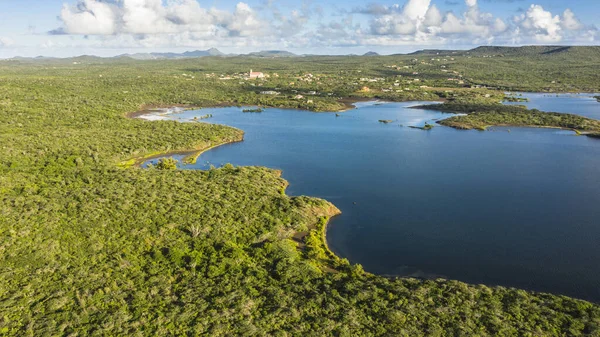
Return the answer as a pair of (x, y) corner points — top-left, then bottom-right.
(249, 69), (265, 79)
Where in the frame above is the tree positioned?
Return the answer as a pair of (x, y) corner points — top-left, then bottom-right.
(156, 157), (178, 170)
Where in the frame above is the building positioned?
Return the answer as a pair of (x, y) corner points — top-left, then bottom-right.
(249, 69), (265, 79)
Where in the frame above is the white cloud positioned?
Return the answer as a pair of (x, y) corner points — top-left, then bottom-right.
(219, 3), (268, 37)
(513, 5), (562, 42)
(0, 37), (14, 48)
(369, 0), (507, 43)
(465, 0), (477, 8)
(56, 0), (282, 39)
(561, 9), (583, 31)
(48, 0), (597, 52)
(60, 0), (118, 35)
(402, 0), (431, 21)
(359, 0), (596, 47)
(423, 5), (442, 27)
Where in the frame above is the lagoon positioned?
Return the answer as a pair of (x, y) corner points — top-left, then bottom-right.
(145, 98), (600, 302)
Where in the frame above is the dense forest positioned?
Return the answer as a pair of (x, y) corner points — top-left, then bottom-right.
(1, 51), (600, 336)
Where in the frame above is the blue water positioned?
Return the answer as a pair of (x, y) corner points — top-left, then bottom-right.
(504, 92), (600, 119)
(146, 99), (600, 302)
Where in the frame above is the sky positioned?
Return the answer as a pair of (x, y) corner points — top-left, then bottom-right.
(0, 0), (598, 58)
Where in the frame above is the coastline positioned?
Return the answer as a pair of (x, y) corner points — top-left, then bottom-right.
(126, 103), (348, 271)
(339, 97), (447, 112)
(412, 102), (600, 137)
(439, 121), (600, 137)
(122, 100), (600, 302)
(118, 135), (245, 168)
(127, 96), (448, 118)
(125, 104), (200, 119)
(337, 97), (377, 111)
(122, 106), (245, 167)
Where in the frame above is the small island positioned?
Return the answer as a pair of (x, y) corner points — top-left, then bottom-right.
(193, 113), (213, 120)
(379, 119), (393, 124)
(594, 95), (600, 102)
(242, 108), (264, 113)
(503, 95), (530, 102)
(409, 123), (435, 130)
(416, 103), (600, 136)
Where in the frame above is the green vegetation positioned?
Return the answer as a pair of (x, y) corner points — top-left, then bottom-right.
(423, 123), (434, 130)
(408, 123), (435, 131)
(194, 113), (213, 120)
(154, 157), (179, 170)
(428, 46), (600, 92)
(594, 96), (600, 102)
(242, 108), (264, 113)
(503, 95), (530, 102)
(419, 103), (600, 134)
(1, 52), (600, 336)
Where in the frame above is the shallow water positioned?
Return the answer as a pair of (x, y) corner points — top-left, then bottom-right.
(146, 98), (600, 302)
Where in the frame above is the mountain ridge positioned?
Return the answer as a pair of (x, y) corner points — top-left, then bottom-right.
(4, 45), (600, 61)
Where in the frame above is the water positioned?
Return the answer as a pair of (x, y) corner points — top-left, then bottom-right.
(504, 92), (600, 119)
(145, 98), (600, 302)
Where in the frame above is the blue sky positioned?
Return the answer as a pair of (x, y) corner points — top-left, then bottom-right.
(0, 0), (598, 58)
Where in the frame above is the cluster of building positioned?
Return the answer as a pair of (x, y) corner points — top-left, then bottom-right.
(217, 69), (269, 81)
(359, 77), (385, 83)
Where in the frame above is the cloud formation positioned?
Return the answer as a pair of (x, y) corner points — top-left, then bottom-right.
(0, 37), (14, 48)
(357, 0), (597, 46)
(512, 5), (595, 43)
(49, 0), (597, 50)
(56, 0), (244, 36)
(366, 0), (509, 45)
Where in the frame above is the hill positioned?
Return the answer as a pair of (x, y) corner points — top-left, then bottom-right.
(466, 45), (600, 58)
(407, 49), (461, 56)
(363, 51), (380, 56)
(122, 48), (225, 60)
(406, 46), (600, 59)
(247, 50), (297, 57)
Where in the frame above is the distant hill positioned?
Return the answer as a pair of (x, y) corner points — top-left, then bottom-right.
(121, 48), (225, 60)
(6, 46), (600, 62)
(406, 46), (600, 59)
(246, 50), (297, 58)
(407, 49), (461, 56)
(122, 49), (297, 59)
(466, 45), (565, 56)
(466, 46), (600, 58)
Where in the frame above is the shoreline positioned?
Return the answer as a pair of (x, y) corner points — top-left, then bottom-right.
(439, 121), (600, 137)
(126, 104), (348, 271)
(127, 96), (449, 118)
(123, 100), (600, 304)
(338, 97), (447, 112)
(122, 106), (245, 167)
(125, 104), (201, 119)
(412, 102), (600, 137)
(118, 135), (245, 168)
